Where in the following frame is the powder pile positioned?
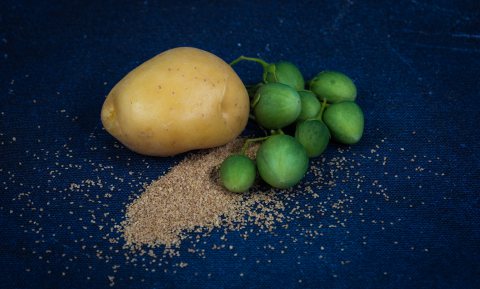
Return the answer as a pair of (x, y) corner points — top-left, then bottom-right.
(121, 139), (285, 250)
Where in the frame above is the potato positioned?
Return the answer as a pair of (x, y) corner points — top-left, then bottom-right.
(101, 47), (250, 156)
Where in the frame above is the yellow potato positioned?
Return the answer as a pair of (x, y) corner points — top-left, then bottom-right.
(101, 47), (249, 156)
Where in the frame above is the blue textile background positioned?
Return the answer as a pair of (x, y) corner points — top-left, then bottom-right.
(1, 0), (479, 288)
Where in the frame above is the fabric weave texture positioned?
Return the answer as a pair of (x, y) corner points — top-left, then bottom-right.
(0, 0), (479, 288)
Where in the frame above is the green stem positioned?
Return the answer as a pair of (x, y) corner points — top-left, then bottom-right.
(241, 136), (270, 154)
(316, 98), (328, 121)
(306, 79), (313, 90)
(266, 65), (277, 83)
(271, 129), (285, 135)
(246, 82), (263, 99)
(297, 89), (311, 93)
(251, 92), (261, 108)
(230, 56), (270, 70)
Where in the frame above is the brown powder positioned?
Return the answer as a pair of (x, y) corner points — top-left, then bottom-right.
(120, 139), (285, 251)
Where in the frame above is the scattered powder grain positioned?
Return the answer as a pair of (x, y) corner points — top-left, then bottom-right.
(1, 116), (444, 278)
(120, 139), (285, 250)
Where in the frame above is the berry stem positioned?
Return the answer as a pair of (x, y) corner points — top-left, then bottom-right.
(230, 56), (270, 69)
(316, 98), (328, 121)
(241, 136), (270, 155)
(246, 82), (262, 99)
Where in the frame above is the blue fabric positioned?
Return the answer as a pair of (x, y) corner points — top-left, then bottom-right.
(1, 0), (479, 288)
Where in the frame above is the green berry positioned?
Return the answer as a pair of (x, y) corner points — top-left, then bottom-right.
(297, 90), (321, 122)
(230, 56), (305, 90)
(256, 135), (309, 189)
(323, 101), (364, 144)
(264, 61), (305, 90)
(220, 154), (256, 193)
(310, 71), (357, 103)
(253, 83), (301, 129)
(295, 119), (330, 157)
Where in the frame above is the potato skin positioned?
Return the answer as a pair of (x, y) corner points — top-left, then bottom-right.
(101, 47), (249, 156)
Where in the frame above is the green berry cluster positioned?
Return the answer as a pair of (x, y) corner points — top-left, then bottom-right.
(219, 56), (365, 193)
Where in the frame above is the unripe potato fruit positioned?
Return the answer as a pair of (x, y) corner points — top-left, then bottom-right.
(256, 135), (309, 189)
(323, 101), (364, 144)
